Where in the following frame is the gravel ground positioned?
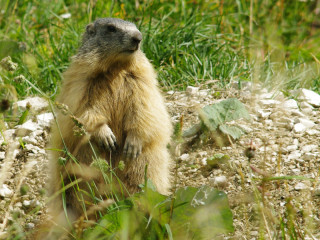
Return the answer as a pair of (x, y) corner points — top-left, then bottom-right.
(0, 83), (320, 239)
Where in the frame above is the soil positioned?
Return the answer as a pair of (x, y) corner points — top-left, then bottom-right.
(0, 82), (320, 239)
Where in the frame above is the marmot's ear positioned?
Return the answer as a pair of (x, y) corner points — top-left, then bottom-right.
(86, 23), (96, 35)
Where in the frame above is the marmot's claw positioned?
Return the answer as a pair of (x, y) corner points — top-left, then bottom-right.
(123, 136), (142, 159)
(97, 124), (117, 152)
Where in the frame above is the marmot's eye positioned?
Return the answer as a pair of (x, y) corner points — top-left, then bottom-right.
(107, 25), (116, 33)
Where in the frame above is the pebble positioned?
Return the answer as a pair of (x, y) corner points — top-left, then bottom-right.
(0, 184), (13, 198)
(15, 120), (39, 137)
(303, 153), (317, 161)
(258, 110), (271, 119)
(286, 145), (298, 152)
(186, 86), (199, 96)
(294, 182), (308, 191)
(298, 88), (320, 107)
(0, 152), (5, 160)
(282, 99), (298, 109)
(25, 222), (35, 229)
(36, 112), (54, 128)
(301, 145), (317, 153)
(297, 118), (315, 129)
(16, 97), (49, 112)
(293, 123), (306, 133)
(213, 176), (227, 188)
(259, 99), (281, 107)
(180, 153), (190, 161)
(287, 151), (302, 161)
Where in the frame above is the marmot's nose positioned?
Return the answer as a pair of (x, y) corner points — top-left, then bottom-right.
(131, 31), (142, 45)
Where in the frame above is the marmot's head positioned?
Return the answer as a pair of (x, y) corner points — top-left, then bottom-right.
(78, 18), (142, 64)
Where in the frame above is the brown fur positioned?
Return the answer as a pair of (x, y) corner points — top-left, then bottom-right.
(47, 18), (172, 225)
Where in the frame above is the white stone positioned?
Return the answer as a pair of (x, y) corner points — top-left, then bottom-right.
(180, 153), (190, 161)
(201, 158), (207, 166)
(286, 145), (298, 152)
(287, 150), (302, 161)
(22, 136), (38, 145)
(306, 129), (320, 136)
(259, 99), (281, 107)
(213, 176), (227, 187)
(25, 144), (41, 154)
(290, 109), (305, 117)
(16, 97), (48, 112)
(15, 120), (39, 137)
(298, 88), (320, 107)
(3, 129), (15, 141)
(258, 110), (271, 119)
(25, 222), (35, 229)
(282, 99), (298, 109)
(303, 153), (317, 161)
(0, 152), (5, 160)
(300, 102), (314, 109)
(301, 107), (313, 115)
(293, 139), (299, 146)
(294, 182), (307, 190)
(0, 184), (13, 197)
(301, 145), (317, 153)
(36, 112), (54, 128)
(186, 86), (199, 96)
(297, 118), (315, 129)
(167, 90), (174, 95)
(293, 123), (306, 133)
(23, 200), (31, 208)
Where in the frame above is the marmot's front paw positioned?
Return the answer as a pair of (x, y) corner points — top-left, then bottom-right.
(95, 124), (117, 151)
(123, 135), (142, 159)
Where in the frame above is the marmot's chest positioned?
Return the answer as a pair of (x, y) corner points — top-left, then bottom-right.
(87, 73), (135, 118)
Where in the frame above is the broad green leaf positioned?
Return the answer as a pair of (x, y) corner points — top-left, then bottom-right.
(171, 186), (234, 239)
(199, 98), (250, 139)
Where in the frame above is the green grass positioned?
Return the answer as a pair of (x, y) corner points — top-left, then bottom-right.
(1, 0), (319, 98)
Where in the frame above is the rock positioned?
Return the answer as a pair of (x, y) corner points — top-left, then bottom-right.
(257, 110), (271, 119)
(180, 153), (190, 161)
(0, 184), (13, 197)
(0, 152), (5, 160)
(259, 99), (281, 107)
(301, 145), (317, 153)
(297, 88), (320, 107)
(282, 99), (298, 109)
(16, 97), (49, 112)
(293, 123), (306, 133)
(300, 102), (314, 109)
(167, 90), (174, 95)
(3, 129), (15, 141)
(286, 145), (298, 152)
(306, 129), (320, 136)
(23, 200), (31, 208)
(22, 136), (38, 145)
(294, 182), (307, 190)
(290, 109), (305, 117)
(201, 158), (207, 166)
(15, 120), (39, 137)
(303, 153), (317, 161)
(287, 150), (302, 161)
(212, 176), (227, 188)
(297, 118), (315, 129)
(186, 86), (199, 96)
(25, 222), (35, 229)
(24, 144), (41, 154)
(36, 112), (54, 128)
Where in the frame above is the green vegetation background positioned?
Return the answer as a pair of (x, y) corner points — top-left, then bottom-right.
(1, 0), (320, 98)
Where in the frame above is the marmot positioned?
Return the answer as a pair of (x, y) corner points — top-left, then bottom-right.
(49, 18), (172, 220)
